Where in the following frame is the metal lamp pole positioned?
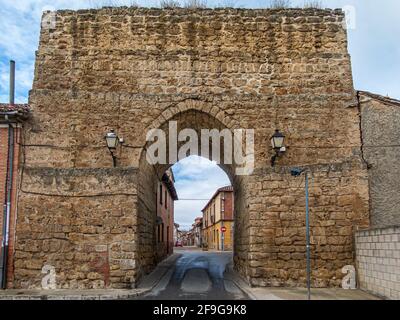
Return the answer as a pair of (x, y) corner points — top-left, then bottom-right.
(305, 171), (311, 301)
(291, 168), (311, 300)
(111, 152), (117, 168)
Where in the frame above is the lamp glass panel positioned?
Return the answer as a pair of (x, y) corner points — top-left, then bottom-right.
(106, 134), (118, 149)
(274, 136), (284, 149)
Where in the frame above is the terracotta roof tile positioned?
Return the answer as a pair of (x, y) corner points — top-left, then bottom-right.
(0, 103), (30, 113)
(201, 185), (233, 212)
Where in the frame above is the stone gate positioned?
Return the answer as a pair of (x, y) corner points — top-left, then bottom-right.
(12, 7), (369, 289)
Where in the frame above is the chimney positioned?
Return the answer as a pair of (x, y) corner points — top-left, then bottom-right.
(10, 60), (15, 105)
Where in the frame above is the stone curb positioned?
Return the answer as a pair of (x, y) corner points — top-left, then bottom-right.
(224, 264), (257, 300)
(137, 253), (182, 291)
(0, 290), (145, 300)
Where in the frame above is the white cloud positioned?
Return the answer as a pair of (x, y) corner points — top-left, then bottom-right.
(172, 156), (231, 230)
(0, 0), (160, 102)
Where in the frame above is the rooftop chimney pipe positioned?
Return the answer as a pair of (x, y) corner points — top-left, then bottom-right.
(10, 60), (15, 105)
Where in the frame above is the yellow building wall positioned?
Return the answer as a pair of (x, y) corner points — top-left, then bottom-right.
(203, 193), (223, 229)
(202, 220), (234, 251)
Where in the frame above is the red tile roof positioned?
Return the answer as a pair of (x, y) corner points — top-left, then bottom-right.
(0, 103), (30, 113)
(201, 185), (233, 212)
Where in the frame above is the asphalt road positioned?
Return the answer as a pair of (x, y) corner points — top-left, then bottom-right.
(137, 249), (249, 300)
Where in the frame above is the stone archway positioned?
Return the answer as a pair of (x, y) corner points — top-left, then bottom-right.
(135, 104), (250, 282)
(11, 7), (370, 289)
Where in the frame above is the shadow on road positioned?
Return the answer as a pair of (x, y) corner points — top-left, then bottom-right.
(136, 249), (249, 300)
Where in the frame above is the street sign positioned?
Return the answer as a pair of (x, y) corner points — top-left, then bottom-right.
(221, 226), (227, 233)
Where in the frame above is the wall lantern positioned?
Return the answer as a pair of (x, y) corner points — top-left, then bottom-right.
(105, 129), (123, 167)
(271, 129), (286, 167)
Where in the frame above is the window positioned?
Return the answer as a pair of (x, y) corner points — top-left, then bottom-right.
(159, 184), (163, 205)
(167, 226), (170, 248)
(157, 223), (165, 243)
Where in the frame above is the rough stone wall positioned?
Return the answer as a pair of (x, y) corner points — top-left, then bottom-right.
(356, 226), (400, 300)
(359, 92), (400, 228)
(137, 157), (158, 277)
(233, 175), (251, 279)
(13, 7), (369, 289)
(248, 161), (369, 287)
(15, 168), (139, 289)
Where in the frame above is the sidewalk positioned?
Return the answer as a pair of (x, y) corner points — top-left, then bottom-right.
(224, 264), (381, 300)
(0, 289), (145, 300)
(0, 253), (181, 300)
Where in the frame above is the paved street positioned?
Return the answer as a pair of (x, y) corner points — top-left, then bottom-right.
(135, 247), (379, 301)
(0, 247), (379, 300)
(137, 248), (249, 300)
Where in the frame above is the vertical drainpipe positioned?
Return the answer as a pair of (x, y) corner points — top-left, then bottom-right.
(9, 61), (15, 106)
(0, 60), (16, 289)
(1, 125), (14, 289)
(221, 195), (224, 252)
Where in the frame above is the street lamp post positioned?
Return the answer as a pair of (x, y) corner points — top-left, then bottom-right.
(291, 167), (311, 300)
(105, 129), (121, 167)
(270, 129), (286, 167)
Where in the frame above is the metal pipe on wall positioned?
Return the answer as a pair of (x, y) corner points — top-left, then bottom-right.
(305, 172), (311, 301)
(0, 60), (17, 289)
(0, 124), (15, 289)
(10, 60), (15, 105)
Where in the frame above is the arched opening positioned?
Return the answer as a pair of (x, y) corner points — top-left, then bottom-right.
(136, 108), (251, 282)
(172, 155), (231, 249)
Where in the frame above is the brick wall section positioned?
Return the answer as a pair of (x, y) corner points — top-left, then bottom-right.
(0, 127), (8, 238)
(7, 127), (21, 288)
(0, 125), (21, 288)
(223, 191), (234, 220)
(355, 226), (400, 300)
(156, 179), (175, 262)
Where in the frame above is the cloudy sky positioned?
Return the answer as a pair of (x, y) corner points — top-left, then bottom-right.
(172, 156), (230, 230)
(1, 0), (399, 229)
